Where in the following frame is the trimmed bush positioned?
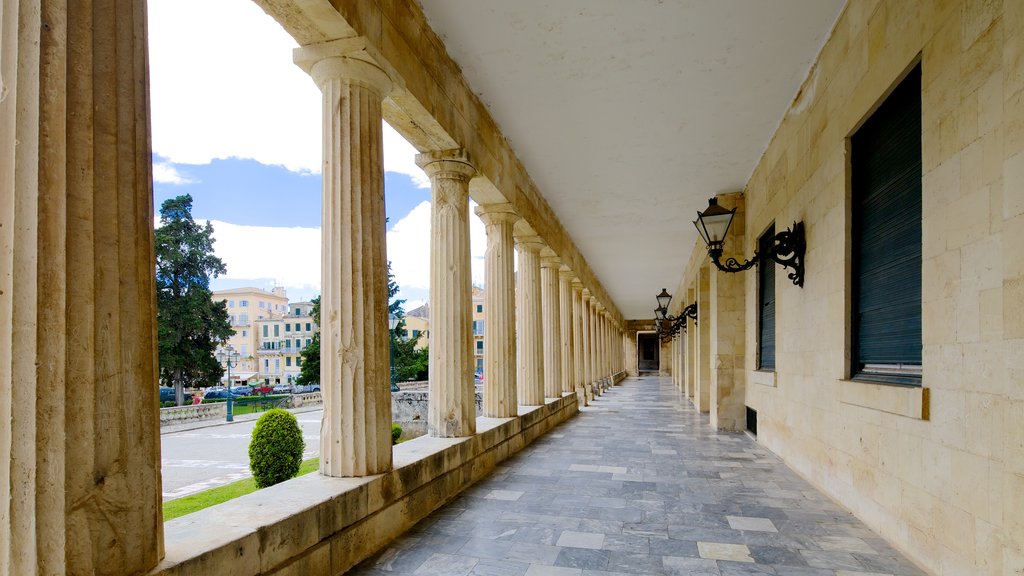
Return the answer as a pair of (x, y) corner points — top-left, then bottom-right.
(391, 423), (403, 445)
(248, 409), (305, 488)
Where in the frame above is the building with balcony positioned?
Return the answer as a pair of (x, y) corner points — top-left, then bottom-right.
(2, 1), (1021, 575)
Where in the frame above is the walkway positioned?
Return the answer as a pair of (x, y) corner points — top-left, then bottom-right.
(351, 377), (925, 576)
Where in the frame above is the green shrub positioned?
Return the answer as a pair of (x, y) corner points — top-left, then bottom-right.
(391, 423), (402, 444)
(248, 409), (305, 488)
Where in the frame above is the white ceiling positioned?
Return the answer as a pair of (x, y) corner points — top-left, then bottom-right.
(418, 0), (845, 319)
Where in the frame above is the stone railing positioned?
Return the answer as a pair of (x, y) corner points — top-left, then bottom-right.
(159, 403), (226, 427)
(289, 392), (322, 408)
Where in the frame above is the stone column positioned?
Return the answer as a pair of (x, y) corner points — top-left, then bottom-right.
(558, 267), (576, 395)
(418, 150), (477, 436)
(515, 235), (546, 405)
(1, 3), (161, 573)
(588, 295), (601, 396)
(580, 289), (594, 398)
(540, 249), (563, 399)
(295, 46), (394, 475)
(475, 203), (518, 417)
(571, 280), (588, 402)
(696, 266), (712, 413)
(596, 305), (607, 390)
(709, 193), (748, 431)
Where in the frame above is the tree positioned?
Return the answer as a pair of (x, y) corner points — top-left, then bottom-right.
(388, 265), (429, 382)
(155, 194), (233, 405)
(295, 296), (320, 385)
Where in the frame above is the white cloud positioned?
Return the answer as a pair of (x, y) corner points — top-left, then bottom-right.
(207, 202), (484, 304)
(147, 0), (428, 185)
(209, 220), (321, 291)
(152, 162), (194, 184)
(385, 201), (487, 294)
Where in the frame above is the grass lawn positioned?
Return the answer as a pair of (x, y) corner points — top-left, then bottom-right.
(163, 457), (320, 521)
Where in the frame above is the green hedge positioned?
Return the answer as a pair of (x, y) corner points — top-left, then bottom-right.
(391, 423), (403, 445)
(248, 409), (305, 488)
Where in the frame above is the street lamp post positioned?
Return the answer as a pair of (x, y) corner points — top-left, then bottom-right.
(216, 345), (241, 422)
(388, 315), (400, 392)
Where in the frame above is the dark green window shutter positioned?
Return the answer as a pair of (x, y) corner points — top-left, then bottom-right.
(758, 225), (776, 370)
(851, 64), (922, 382)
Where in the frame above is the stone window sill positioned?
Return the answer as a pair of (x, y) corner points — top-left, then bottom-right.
(837, 379), (930, 420)
(750, 370), (777, 388)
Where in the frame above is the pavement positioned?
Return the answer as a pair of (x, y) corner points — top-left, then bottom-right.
(348, 376), (925, 576)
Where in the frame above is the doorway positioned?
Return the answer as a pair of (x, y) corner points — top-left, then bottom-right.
(637, 332), (660, 374)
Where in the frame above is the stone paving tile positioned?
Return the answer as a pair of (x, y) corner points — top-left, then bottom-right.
(349, 377), (925, 576)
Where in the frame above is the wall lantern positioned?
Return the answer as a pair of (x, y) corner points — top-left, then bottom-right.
(653, 289), (697, 342)
(693, 197), (806, 287)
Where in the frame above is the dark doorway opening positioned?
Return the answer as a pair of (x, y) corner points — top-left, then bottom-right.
(637, 332), (660, 374)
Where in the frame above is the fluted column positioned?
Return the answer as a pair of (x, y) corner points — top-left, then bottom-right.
(540, 249), (563, 399)
(515, 235), (546, 405)
(1, 4), (161, 573)
(558, 267), (576, 395)
(571, 280), (587, 402)
(295, 47), (394, 476)
(475, 203), (518, 417)
(595, 304), (607, 390)
(418, 150), (477, 436)
(581, 289), (594, 397)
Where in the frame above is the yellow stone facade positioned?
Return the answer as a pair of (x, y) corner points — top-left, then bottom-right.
(669, 1), (1024, 573)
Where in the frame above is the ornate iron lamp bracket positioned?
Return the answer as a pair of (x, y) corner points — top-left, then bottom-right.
(708, 222), (805, 287)
(658, 302), (698, 342)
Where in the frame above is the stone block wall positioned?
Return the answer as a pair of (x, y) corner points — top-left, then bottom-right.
(723, 1), (1024, 574)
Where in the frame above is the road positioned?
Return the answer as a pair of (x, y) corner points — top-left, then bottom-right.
(161, 409), (322, 501)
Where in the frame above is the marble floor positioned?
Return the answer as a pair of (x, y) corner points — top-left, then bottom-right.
(350, 376), (926, 576)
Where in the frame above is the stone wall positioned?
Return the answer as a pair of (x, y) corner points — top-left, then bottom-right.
(159, 404), (227, 427)
(392, 389), (484, 439)
(149, 394), (579, 576)
(677, 1), (1024, 574)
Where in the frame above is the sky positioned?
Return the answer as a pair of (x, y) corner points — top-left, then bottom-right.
(147, 0), (486, 311)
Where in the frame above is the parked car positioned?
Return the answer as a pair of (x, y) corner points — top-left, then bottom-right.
(252, 384), (274, 395)
(292, 384), (321, 394)
(159, 387), (192, 404)
(230, 385), (253, 396)
(272, 383), (293, 394)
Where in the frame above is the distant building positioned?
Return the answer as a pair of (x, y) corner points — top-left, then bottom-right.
(403, 286), (485, 374)
(212, 287), (318, 385)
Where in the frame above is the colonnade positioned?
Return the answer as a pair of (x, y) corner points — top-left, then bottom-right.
(0, 15), (625, 571)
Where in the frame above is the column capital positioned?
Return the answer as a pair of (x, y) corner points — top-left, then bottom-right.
(558, 265), (574, 280)
(581, 287), (592, 299)
(416, 149), (475, 181)
(294, 39), (393, 95)
(474, 202), (519, 226)
(572, 279), (584, 291)
(540, 247), (561, 269)
(514, 234), (545, 252)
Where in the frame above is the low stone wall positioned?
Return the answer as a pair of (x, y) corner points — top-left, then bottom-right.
(392, 389), (483, 439)
(289, 392), (322, 408)
(150, 393), (580, 576)
(159, 403), (226, 427)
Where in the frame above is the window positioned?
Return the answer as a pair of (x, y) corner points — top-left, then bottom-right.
(274, 359), (280, 372)
(295, 308), (301, 316)
(262, 325), (268, 338)
(228, 300), (234, 308)
(297, 357), (302, 367)
(240, 300), (248, 307)
(476, 340), (484, 351)
(295, 323), (301, 332)
(285, 324), (291, 333)
(242, 330), (247, 337)
(264, 359), (269, 369)
(241, 345), (248, 356)
(476, 304), (483, 313)
(851, 64), (922, 384)
(284, 339), (291, 349)
(286, 357), (291, 367)
(306, 338), (312, 346)
(758, 225), (776, 371)
(259, 301), (265, 309)
(240, 314), (249, 325)
(295, 338), (301, 348)
(412, 330), (421, 338)
(273, 324), (280, 337)
(306, 323), (311, 332)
